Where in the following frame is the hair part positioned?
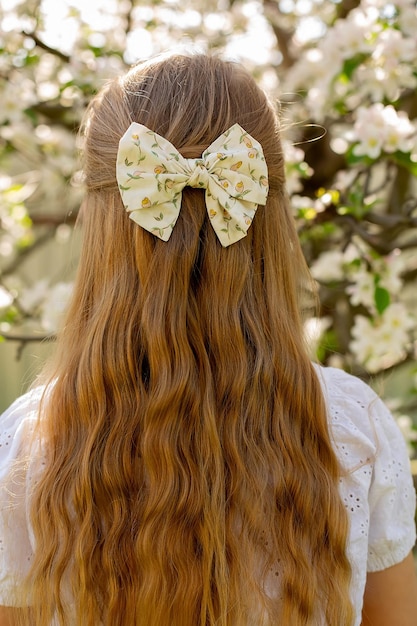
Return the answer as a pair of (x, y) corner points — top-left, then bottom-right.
(24, 53), (353, 626)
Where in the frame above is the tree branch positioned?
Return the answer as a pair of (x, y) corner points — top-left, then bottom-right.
(335, 214), (417, 254)
(0, 333), (52, 342)
(366, 213), (417, 229)
(30, 211), (79, 227)
(31, 102), (80, 128)
(124, 0), (135, 35)
(22, 31), (71, 63)
(0, 333), (55, 361)
(336, 0), (361, 20)
(2, 230), (56, 277)
(262, 0), (296, 69)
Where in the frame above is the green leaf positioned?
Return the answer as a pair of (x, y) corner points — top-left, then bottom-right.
(348, 258), (362, 270)
(316, 329), (338, 362)
(340, 53), (369, 80)
(345, 145), (375, 167)
(390, 151), (417, 177)
(374, 285), (390, 315)
(0, 306), (19, 325)
(337, 203), (371, 219)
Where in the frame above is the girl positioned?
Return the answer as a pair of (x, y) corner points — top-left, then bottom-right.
(0, 53), (416, 626)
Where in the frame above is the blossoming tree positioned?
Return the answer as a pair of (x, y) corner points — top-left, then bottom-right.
(0, 0), (416, 451)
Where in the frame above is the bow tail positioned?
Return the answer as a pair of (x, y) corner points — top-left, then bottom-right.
(205, 189), (258, 247)
(126, 197), (182, 242)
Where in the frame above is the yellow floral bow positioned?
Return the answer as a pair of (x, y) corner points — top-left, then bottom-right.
(116, 122), (269, 247)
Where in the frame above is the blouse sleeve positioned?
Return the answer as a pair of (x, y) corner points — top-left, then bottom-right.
(0, 390), (41, 606)
(317, 365), (416, 577)
(366, 391), (416, 572)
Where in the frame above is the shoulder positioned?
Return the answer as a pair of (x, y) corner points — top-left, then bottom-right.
(1, 387), (44, 423)
(314, 366), (416, 576)
(0, 387), (44, 476)
(314, 364), (377, 404)
(313, 365), (407, 470)
(314, 364), (392, 433)
(0, 388), (45, 607)
(314, 364), (379, 435)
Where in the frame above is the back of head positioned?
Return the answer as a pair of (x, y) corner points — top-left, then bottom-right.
(79, 53), (303, 337)
(26, 53), (354, 626)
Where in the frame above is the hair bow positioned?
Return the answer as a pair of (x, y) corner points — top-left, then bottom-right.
(116, 122), (269, 247)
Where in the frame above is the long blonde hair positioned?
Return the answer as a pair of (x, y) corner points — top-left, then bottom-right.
(26, 53), (353, 625)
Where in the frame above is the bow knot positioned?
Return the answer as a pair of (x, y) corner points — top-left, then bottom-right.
(116, 123), (269, 247)
(186, 160), (209, 189)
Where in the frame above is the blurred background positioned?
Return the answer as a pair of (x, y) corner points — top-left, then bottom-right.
(0, 0), (417, 469)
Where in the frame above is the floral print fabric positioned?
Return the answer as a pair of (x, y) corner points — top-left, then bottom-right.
(116, 122), (269, 247)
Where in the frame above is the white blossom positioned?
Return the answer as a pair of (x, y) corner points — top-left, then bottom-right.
(310, 250), (346, 283)
(398, 5), (417, 36)
(0, 78), (36, 125)
(381, 302), (414, 333)
(40, 282), (73, 333)
(352, 103), (415, 158)
(373, 28), (416, 69)
(0, 286), (13, 310)
(350, 303), (414, 372)
(352, 104), (386, 159)
(304, 316), (332, 354)
(346, 268), (376, 310)
(324, 9), (375, 59)
(374, 252), (405, 294)
(282, 141), (313, 194)
(19, 279), (49, 314)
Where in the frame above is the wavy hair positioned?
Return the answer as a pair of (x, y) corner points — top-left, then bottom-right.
(24, 53), (353, 625)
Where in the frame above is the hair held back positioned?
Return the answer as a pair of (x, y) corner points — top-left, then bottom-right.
(26, 54), (354, 626)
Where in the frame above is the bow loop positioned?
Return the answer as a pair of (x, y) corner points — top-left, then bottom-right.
(116, 122), (269, 246)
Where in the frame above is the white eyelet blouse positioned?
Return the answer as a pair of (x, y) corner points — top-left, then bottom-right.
(0, 366), (416, 625)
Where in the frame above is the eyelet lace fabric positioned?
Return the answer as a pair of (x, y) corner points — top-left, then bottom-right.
(315, 366), (416, 624)
(0, 367), (416, 625)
